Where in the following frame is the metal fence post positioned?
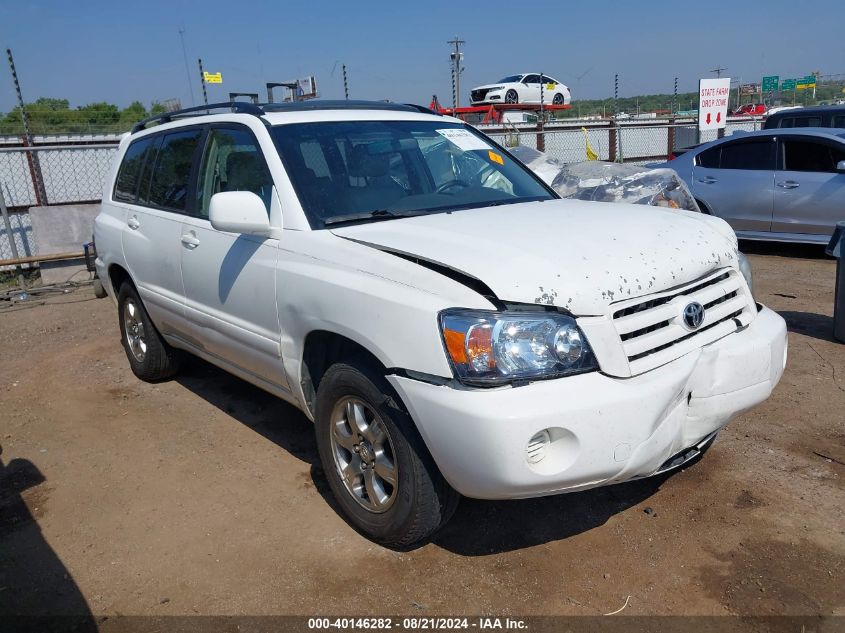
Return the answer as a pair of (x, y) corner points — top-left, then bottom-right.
(0, 183), (26, 288)
(608, 126), (617, 163)
(667, 120), (676, 159)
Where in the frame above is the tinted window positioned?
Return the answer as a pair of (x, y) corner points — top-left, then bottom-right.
(522, 74), (539, 84)
(719, 140), (775, 170)
(113, 137), (153, 202)
(778, 118), (794, 128)
(833, 116), (845, 127)
(146, 129), (203, 212)
(196, 127), (273, 218)
(781, 139), (845, 172)
(697, 146), (720, 168)
(794, 116), (822, 128)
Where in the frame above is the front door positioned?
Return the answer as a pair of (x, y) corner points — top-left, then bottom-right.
(692, 136), (776, 233)
(179, 125), (288, 389)
(772, 136), (845, 236)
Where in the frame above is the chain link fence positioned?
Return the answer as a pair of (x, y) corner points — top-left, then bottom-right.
(485, 117), (765, 165)
(0, 140), (119, 265)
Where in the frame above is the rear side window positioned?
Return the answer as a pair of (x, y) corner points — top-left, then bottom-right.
(719, 140), (775, 170)
(113, 137), (153, 202)
(833, 116), (845, 127)
(146, 129), (203, 212)
(781, 139), (845, 172)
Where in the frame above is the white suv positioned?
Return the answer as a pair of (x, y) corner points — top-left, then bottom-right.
(94, 101), (787, 547)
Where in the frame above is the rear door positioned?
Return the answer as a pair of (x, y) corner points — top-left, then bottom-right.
(771, 136), (845, 236)
(120, 129), (203, 332)
(691, 136), (776, 233)
(179, 124), (288, 389)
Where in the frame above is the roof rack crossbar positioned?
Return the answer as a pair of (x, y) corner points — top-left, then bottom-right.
(131, 101), (264, 133)
(129, 100), (441, 134)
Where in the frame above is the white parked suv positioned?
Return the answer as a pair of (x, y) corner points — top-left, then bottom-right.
(94, 100), (787, 547)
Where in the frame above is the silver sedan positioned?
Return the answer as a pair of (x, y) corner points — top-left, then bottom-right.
(665, 128), (845, 244)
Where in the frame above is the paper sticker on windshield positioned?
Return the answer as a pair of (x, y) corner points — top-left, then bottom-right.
(436, 128), (490, 151)
(488, 150), (504, 165)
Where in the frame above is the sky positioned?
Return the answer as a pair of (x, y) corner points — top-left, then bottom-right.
(0, 0), (843, 113)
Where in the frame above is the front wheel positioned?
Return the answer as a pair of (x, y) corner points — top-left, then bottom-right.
(504, 89), (519, 104)
(314, 362), (458, 548)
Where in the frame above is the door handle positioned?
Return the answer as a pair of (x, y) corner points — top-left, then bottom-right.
(776, 181), (800, 189)
(127, 217), (140, 230)
(697, 177), (717, 184)
(181, 234), (200, 249)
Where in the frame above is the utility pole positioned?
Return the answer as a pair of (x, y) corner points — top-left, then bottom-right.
(710, 65), (728, 78)
(538, 72), (545, 152)
(6, 48), (46, 206)
(447, 36), (465, 108)
(342, 64), (349, 100)
(178, 26), (196, 106)
(198, 58), (209, 106)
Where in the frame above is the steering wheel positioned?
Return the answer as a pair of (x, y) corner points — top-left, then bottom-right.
(436, 179), (472, 194)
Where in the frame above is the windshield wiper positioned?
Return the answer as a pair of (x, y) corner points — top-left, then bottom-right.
(323, 209), (425, 227)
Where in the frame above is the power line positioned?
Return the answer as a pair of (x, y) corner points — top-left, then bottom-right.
(178, 26), (196, 107)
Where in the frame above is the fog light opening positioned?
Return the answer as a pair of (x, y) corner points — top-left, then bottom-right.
(526, 430), (551, 464)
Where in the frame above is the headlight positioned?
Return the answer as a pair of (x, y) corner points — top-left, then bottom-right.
(737, 252), (754, 297)
(486, 86), (504, 91)
(439, 309), (598, 385)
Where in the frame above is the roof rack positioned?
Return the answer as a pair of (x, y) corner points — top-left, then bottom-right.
(130, 100), (439, 133)
(131, 102), (264, 133)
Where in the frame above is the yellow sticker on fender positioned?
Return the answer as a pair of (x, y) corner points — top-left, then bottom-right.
(488, 150), (504, 165)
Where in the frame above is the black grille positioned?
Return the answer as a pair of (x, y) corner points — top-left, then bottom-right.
(471, 89), (490, 102)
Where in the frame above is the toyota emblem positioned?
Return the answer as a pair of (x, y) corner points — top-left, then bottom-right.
(682, 302), (705, 329)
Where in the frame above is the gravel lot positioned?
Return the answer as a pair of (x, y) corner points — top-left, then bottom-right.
(1, 243), (843, 621)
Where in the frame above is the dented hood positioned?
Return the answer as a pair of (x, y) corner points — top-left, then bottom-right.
(330, 199), (738, 315)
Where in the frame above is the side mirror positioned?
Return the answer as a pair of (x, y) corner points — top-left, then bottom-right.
(209, 191), (270, 235)
(836, 160), (845, 174)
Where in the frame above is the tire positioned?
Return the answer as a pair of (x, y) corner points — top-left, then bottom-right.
(504, 89), (519, 104)
(92, 277), (107, 299)
(117, 282), (182, 381)
(694, 199), (712, 215)
(314, 362), (459, 548)
(552, 93), (564, 105)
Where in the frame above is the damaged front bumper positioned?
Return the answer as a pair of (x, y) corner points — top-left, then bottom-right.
(388, 305), (787, 500)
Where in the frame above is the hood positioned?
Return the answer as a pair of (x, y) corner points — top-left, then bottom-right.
(330, 199), (738, 315)
(473, 83), (509, 91)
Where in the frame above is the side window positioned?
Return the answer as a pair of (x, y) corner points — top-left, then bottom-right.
(719, 140), (775, 170)
(147, 129), (203, 212)
(832, 115), (845, 127)
(781, 139), (845, 173)
(522, 74), (538, 84)
(113, 137), (153, 202)
(794, 116), (821, 128)
(697, 146), (720, 168)
(778, 118), (794, 128)
(195, 127), (273, 218)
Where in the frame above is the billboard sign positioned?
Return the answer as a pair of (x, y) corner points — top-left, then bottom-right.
(762, 76), (779, 92)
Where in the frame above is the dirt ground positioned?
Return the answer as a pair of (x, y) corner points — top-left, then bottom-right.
(1, 242), (843, 621)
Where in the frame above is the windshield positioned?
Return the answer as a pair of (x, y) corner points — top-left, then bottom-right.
(271, 120), (554, 228)
(497, 75), (523, 83)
